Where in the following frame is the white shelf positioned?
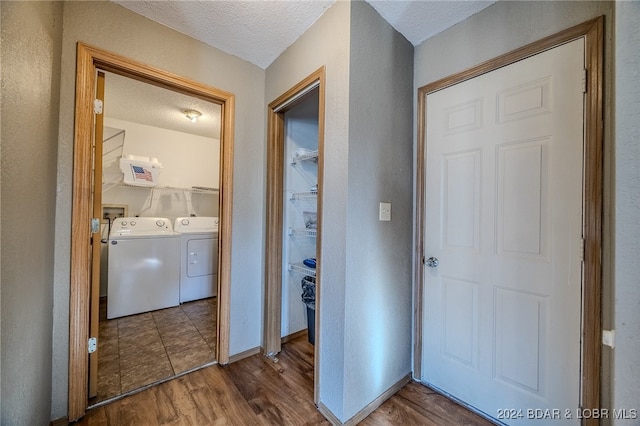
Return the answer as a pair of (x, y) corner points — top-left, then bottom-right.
(290, 150), (319, 165)
(288, 262), (317, 277)
(104, 181), (219, 194)
(290, 191), (317, 201)
(288, 228), (317, 238)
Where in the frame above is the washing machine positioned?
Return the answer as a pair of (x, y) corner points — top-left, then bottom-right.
(174, 216), (219, 303)
(107, 217), (180, 319)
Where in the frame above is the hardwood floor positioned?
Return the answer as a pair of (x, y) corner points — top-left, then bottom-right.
(75, 335), (494, 425)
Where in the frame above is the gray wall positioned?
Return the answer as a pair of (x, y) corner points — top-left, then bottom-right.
(51, 1), (266, 419)
(266, 1), (414, 421)
(266, 1), (352, 418)
(613, 2), (640, 422)
(0, 1), (63, 424)
(344, 1), (413, 421)
(414, 1), (612, 84)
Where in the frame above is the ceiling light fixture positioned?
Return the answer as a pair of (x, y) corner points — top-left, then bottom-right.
(184, 109), (202, 122)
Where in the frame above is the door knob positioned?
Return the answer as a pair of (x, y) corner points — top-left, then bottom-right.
(425, 257), (439, 268)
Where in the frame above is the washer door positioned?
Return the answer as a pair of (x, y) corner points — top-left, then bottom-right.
(107, 237), (180, 319)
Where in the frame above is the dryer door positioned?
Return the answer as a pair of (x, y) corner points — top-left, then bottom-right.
(187, 237), (218, 277)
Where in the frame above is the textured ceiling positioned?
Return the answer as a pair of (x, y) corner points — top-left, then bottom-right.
(114, 0), (496, 69)
(113, 0), (335, 69)
(368, 0), (496, 46)
(106, 0), (496, 138)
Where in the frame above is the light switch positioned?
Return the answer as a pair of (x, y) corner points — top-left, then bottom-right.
(379, 202), (391, 221)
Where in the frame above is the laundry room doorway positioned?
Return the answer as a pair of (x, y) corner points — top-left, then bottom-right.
(90, 69), (222, 405)
(69, 43), (235, 420)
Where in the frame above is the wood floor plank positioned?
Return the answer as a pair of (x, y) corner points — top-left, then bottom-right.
(197, 365), (265, 425)
(360, 395), (443, 426)
(75, 335), (495, 426)
(223, 355), (323, 425)
(363, 381), (495, 426)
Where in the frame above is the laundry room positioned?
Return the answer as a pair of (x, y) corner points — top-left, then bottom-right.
(91, 71), (222, 404)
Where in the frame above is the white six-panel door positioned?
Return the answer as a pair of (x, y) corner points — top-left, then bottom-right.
(422, 39), (585, 424)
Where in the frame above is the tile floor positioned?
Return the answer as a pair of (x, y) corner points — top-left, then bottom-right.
(91, 297), (217, 405)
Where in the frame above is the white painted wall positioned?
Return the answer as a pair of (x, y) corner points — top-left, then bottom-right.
(613, 3), (640, 423)
(52, 1), (266, 419)
(105, 118), (219, 190)
(0, 1), (62, 424)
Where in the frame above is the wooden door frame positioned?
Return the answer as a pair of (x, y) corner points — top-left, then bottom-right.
(264, 67), (325, 404)
(69, 42), (235, 421)
(413, 17), (603, 421)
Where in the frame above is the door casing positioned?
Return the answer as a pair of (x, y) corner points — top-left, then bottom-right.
(264, 67), (325, 405)
(413, 17), (603, 422)
(69, 42), (235, 421)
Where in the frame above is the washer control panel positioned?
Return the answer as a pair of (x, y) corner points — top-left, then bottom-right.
(110, 217), (173, 236)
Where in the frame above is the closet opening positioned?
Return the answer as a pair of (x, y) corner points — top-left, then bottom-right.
(264, 67), (325, 404)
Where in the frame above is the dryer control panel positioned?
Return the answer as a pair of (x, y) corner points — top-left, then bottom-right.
(174, 216), (219, 233)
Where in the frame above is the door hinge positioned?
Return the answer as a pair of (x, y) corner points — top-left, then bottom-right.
(579, 238), (585, 262)
(91, 218), (100, 234)
(94, 99), (103, 115)
(581, 69), (588, 94)
(88, 337), (97, 354)
(602, 330), (615, 348)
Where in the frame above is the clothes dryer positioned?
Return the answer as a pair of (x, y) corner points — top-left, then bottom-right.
(107, 217), (180, 319)
(174, 217), (219, 303)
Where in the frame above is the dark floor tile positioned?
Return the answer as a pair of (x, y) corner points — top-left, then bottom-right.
(161, 329), (208, 356)
(152, 307), (190, 329)
(99, 340), (120, 356)
(118, 328), (163, 355)
(95, 297), (218, 402)
(194, 323), (217, 349)
(157, 321), (200, 338)
(95, 370), (121, 401)
(117, 313), (155, 337)
(119, 340), (167, 372)
(98, 351), (120, 374)
(120, 357), (173, 394)
(182, 298), (216, 316)
(168, 346), (215, 375)
(186, 312), (215, 328)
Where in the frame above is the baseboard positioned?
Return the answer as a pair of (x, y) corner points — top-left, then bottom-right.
(50, 416), (69, 426)
(318, 401), (342, 426)
(281, 329), (307, 344)
(228, 346), (261, 363)
(343, 373), (412, 426)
